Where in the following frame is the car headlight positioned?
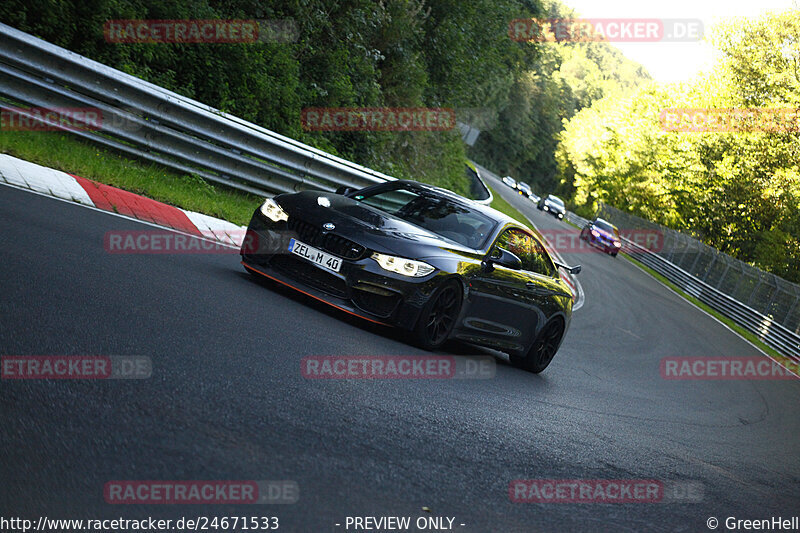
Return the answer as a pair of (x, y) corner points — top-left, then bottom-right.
(260, 198), (289, 222)
(591, 229), (599, 237)
(613, 241), (622, 247)
(371, 253), (435, 277)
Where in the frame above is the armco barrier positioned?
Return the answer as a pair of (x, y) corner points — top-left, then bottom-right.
(0, 23), (500, 204)
(0, 22), (489, 204)
(565, 212), (800, 361)
(4, 23), (794, 358)
(0, 22), (395, 196)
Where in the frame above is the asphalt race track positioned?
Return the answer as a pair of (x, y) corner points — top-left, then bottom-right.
(1, 182), (799, 532)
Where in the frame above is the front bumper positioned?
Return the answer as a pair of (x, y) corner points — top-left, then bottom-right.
(241, 210), (444, 329)
(543, 205), (564, 218)
(587, 235), (620, 254)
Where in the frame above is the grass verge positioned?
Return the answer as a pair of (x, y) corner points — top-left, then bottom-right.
(0, 131), (261, 226)
(620, 252), (798, 373)
(485, 183), (528, 224)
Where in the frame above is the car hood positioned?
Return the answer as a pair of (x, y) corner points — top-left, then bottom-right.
(276, 191), (477, 256)
(594, 228), (619, 241)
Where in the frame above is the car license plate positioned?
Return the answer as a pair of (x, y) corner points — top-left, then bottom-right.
(288, 238), (342, 273)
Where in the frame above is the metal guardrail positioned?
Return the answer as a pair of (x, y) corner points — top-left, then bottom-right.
(564, 211), (800, 362)
(0, 22), (493, 205)
(0, 22), (398, 197)
(599, 204), (800, 332)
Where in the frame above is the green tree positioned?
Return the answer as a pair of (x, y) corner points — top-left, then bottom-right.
(556, 9), (800, 282)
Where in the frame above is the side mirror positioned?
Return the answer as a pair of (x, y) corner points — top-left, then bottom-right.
(335, 186), (356, 196)
(555, 261), (581, 275)
(485, 248), (522, 271)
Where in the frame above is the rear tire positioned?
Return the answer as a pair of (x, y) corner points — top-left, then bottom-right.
(412, 280), (462, 351)
(510, 319), (565, 373)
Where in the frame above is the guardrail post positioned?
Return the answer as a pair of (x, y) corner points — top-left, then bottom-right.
(763, 289), (779, 318)
(701, 252), (718, 282)
(714, 261), (730, 290)
(746, 278), (763, 308)
(786, 298), (799, 333)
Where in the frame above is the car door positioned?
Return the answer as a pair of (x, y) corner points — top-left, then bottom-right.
(519, 232), (570, 323)
(462, 228), (544, 351)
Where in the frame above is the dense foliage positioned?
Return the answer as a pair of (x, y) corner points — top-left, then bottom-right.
(4, 1), (792, 281)
(0, 0), (644, 197)
(557, 11), (800, 281)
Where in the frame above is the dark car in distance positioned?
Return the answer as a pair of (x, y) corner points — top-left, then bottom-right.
(241, 180), (580, 373)
(581, 218), (622, 256)
(537, 194), (566, 219)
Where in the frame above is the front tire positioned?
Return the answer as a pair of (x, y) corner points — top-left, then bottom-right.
(412, 280), (462, 350)
(510, 319), (565, 373)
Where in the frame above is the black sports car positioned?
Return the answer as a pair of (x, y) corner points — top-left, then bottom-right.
(241, 180), (580, 373)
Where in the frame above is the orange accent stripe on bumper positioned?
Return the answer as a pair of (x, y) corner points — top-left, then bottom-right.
(242, 261), (391, 327)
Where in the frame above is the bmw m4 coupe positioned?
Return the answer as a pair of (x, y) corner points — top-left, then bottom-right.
(241, 180), (580, 373)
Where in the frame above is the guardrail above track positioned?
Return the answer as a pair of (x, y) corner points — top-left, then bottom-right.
(0, 22), (397, 197)
(0, 22), (496, 206)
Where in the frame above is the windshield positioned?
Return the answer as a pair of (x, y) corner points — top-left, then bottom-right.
(549, 196), (564, 206)
(595, 220), (619, 237)
(355, 184), (496, 249)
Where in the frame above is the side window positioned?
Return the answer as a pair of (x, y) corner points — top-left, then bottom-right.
(528, 234), (556, 277)
(493, 228), (555, 276)
(493, 228), (528, 261)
